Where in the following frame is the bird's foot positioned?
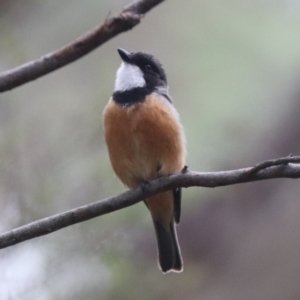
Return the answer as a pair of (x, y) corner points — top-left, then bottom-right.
(140, 180), (151, 193)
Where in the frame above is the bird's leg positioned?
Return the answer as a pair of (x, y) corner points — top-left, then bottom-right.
(140, 180), (151, 193)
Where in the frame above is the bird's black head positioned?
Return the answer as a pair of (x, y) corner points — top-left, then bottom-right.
(114, 48), (167, 92)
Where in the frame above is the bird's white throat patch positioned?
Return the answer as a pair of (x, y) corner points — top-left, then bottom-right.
(114, 63), (145, 92)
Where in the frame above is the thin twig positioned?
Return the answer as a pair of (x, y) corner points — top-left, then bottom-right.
(245, 154), (299, 175)
(0, 155), (300, 250)
(0, 0), (165, 92)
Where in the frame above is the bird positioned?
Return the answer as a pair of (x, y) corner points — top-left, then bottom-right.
(103, 48), (186, 273)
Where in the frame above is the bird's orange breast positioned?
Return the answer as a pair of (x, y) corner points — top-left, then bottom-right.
(103, 93), (186, 188)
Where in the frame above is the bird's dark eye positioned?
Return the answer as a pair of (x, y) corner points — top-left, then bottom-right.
(145, 65), (152, 71)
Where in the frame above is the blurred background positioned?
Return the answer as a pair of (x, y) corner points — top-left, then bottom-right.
(1, 0), (300, 299)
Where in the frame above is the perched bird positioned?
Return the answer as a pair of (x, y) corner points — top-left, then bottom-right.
(103, 49), (186, 273)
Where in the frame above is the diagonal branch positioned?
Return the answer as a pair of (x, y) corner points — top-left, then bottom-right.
(1, 155), (300, 250)
(0, 0), (165, 93)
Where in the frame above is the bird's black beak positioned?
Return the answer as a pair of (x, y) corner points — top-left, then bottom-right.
(117, 48), (132, 63)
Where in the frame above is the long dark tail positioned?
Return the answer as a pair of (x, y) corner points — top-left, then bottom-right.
(153, 220), (183, 273)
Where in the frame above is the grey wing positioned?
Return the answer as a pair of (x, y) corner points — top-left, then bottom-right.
(155, 86), (173, 103)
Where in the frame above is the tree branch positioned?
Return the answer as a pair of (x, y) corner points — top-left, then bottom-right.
(0, 0), (165, 93)
(1, 155), (300, 249)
